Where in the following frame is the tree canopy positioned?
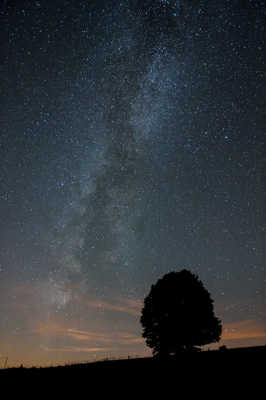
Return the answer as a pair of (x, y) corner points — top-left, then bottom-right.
(140, 269), (222, 357)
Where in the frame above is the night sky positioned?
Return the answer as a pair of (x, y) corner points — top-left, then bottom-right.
(0, 0), (265, 367)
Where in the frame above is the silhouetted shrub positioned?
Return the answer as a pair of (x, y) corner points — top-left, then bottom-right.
(219, 345), (228, 351)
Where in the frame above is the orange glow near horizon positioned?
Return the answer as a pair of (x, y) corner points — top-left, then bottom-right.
(1, 316), (265, 368)
(0, 283), (265, 368)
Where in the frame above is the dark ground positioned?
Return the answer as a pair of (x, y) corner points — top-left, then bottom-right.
(0, 346), (264, 395)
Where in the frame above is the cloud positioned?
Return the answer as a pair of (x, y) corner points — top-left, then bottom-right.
(30, 321), (146, 360)
(222, 320), (266, 342)
(33, 322), (144, 346)
(66, 328), (115, 344)
(85, 296), (143, 317)
(42, 346), (109, 353)
(66, 328), (144, 346)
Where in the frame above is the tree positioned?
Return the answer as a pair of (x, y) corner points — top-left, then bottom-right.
(140, 269), (222, 357)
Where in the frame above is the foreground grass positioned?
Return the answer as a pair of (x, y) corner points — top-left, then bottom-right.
(0, 346), (264, 393)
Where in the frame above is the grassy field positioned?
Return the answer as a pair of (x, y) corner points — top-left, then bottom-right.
(0, 346), (264, 393)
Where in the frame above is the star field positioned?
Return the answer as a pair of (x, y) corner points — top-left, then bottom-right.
(0, 0), (265, 366)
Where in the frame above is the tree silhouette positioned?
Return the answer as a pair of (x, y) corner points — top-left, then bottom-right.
(140, 269), (222, 357)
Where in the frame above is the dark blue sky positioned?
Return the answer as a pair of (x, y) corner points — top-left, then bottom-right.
(0, 0), (265, 366)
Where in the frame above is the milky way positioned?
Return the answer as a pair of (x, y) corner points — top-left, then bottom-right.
(0, 0), (265, 365)
(52, 1), (192, 298)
